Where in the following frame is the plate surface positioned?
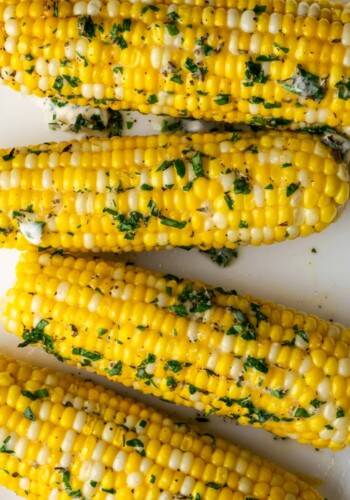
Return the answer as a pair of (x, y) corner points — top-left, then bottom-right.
(0, 85), (350, 499)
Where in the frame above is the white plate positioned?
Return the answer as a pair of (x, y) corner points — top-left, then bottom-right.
(0, 85), (349, 499)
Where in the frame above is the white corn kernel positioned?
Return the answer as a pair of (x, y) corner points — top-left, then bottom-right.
(227, 9), (240, 28)
(3, 5), (15, 22)
(240, 10), (256, 33)
(91, 463), (105, 482)
(338, 358), (350, 377)
(269, 13), (282, 34)
(87, 0), (102, 15)
(113, 450), (127, 471)
(238, 477), (253, 494)
(73, 2), (88, 15)
(5, 19), (19, 36)
(127, 472), (144, 488)
(4, 36), (17, 54)
(61, 430), (76, 452)
(180, 476), (196, 496)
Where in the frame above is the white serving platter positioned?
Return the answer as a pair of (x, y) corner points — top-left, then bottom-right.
(0, 84), (349, 499)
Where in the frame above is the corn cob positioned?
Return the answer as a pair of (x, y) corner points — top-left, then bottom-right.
(0, 353), (323, 500)
(2, 0), (350, 127)
(0, 131), (348, 253)
(5, 250), (350, 452)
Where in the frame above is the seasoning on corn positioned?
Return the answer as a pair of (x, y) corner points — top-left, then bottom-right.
(5, 250), (350, 452)
(0, 131), (348, 253)
(0, 353), (323, 500)
(2, 0), (350, 127)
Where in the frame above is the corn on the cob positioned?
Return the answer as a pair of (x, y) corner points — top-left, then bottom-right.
(2, 0), (350, 127)
(0, 352), (323, 500)
(0, 131), (348, 252)
(5, 250), (350, 451)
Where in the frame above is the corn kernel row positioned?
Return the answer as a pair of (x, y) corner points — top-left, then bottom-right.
(4, 250), (350, 451)
(0, 131), (348, 253)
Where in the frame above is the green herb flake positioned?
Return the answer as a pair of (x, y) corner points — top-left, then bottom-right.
(264, 101), (281, 109)
(90, 481), (97, 487)
(201, 247), (238, 267)
(264, 183), (273, 190)
(102, 489), (116, 494)
(2, 148), (15, 162)
(206, 482), (221, 490)
(62, 470), (82, 498)
(293, 324), (309, 343)
(72, 347), (102, 365)
(166, 376), (177, 389)
(191, 151), (204, 177)
(256, 54), (280, 62)
(184, 57), (207, 81)
(336, 408), (345, 418)
(21, 389), (49, 401)
(270, 389), (288, 399)
(164, 360), (183, 373)
(310, 399), (325, 408)
(243, 60), (268, 87)
(147, 94), (158, 104)
(253, 5), (266, 15)
(278, 65), (326, 102)
(170, 74), (183, 84)
(98, 328), (108, 337)
(239, 220), (248, 229)
(286, 182), (300, 198)
(214, 94), (231, 105)
(224, 194), (234, 210)
(294, 407), (310, 418)
(233, 177), (251, 195)
(0, 437), (14, 454)
(165, 22), (180, 36)
(23, 407), (36, 421)
(273, 42), (289, 54)
(106, 360), (123, 376)
(141, 5), (160, 14)
(336, 78), (350, 99)
(243, 356), (268, 374)
(282, 162), (292, 168)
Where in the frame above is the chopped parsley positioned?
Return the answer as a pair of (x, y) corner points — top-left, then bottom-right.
(147, 94), (158, 104)
(62, 470), (82, 498)
(190, 151), (204, 177)
(293, 324), (309, 343)
(170, 74), (184, 84)
(141, 5), (159, 14)
(201, 247), (238, 267)
(336, 78), (350, 99)
(243, 356), (268, 373)
(98, 328), (108, 336)
(273, 42), (289, 54)
(214, 94), (231, 105)
(126, 438), (145, 456)
(165, 23), (179, 36)
(105, 360), (123, 376)
(270, 389), (288, 399)
(253, 5), (266, 14)
(286, 182), (300, 198)
(23, 407), (36, 421)
(233, 177), (251, 195)
(0, 437), (14, 454)
(18, 320), (65, 362)
(21, 389), (49, 400)
(294, 407), (310, 418)
(2, 148), (15, 162)
(102, 209), (149, 239)
(256, 54), (280, 62)
(243, 60), (268, 87)
(278, 65), (326, 102)
(184, 58), (207, 81)
(72, 347), (102, 366)
(164, 360), (183, 373)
